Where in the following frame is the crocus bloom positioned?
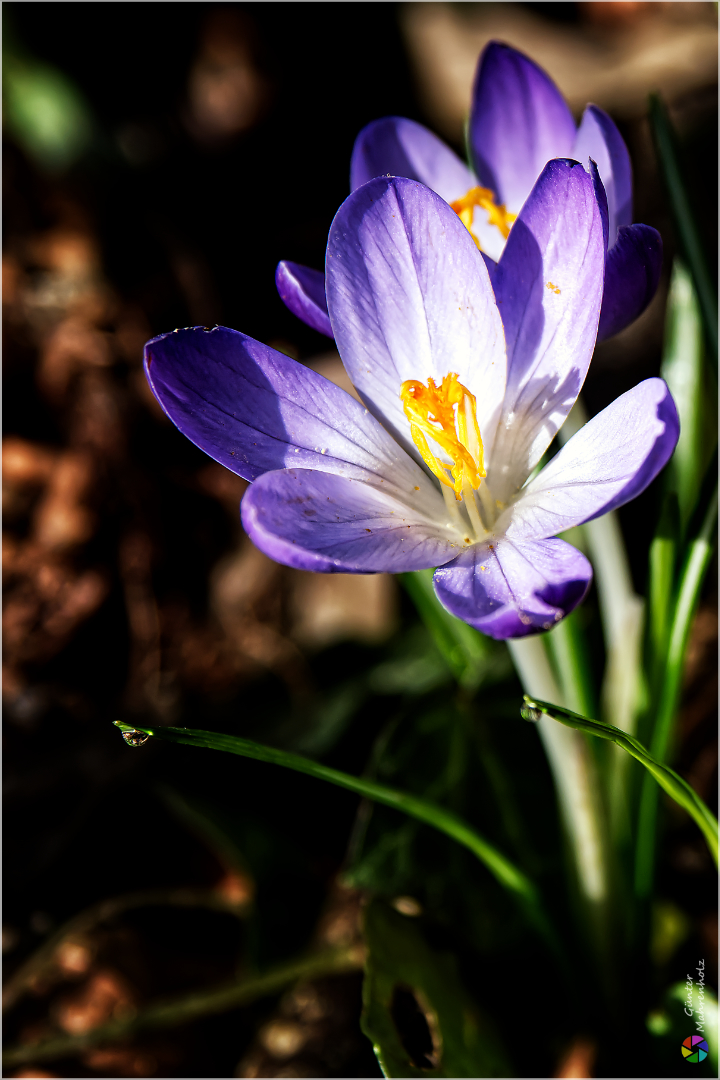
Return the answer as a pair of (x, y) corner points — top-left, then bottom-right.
(145, 164), (677, 639)
(277, 41), (661, 343)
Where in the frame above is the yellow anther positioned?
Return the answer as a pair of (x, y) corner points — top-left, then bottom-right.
(450, 186), (516, 251)
(400, 374), (485, 500)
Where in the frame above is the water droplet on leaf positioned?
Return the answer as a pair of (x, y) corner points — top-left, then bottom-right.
(520, 705), (542, 724)
(121, 729), (149, 747)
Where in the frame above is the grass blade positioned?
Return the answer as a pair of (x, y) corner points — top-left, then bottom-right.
(661, 261), (709, 531)
(649, 94), (718, 361)
(520, 697), (718, 868)
(113, 720), (553, 943)
(635, 474), (718, 896)
(399, 568), (491, 689)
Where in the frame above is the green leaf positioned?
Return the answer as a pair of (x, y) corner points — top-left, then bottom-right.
(361, 899), (512, 1078)
(649, 94), (718, 361)
(661, 261), (709, 529)
(520, 696), (718, 867)
(113, 720), (552, 942)
(344, 702), (536, 953)
(3, 53), (94, 172)
(543, 609), (595, 719)
(635, 468), (718, 896)
(646, 492), (679, 693)
(399, 569), (505, 691)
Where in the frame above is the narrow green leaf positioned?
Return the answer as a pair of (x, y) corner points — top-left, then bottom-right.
(113, 720), (553, 943)
(649, 94), (718, 361)
(661, 261), (708, 529)
(651, 474), (718, 765)
(520, 696), (718, 868)
(646, 493), (679, 696)
(399, 569), (491, 689)
(361, 899), (512, 1078)
(543, 610), (595, 719)
(2, 53), (94, 173)
(635, 472), (718, 896)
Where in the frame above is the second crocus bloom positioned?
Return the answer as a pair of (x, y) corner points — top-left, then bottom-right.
(279, 40), (662, 342)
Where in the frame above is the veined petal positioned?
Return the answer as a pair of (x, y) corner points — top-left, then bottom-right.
(598, 224), (663, 341)
(275, 261), (333, 338)
(433, 537), (592, 639)
(502, 378), (679, 542)
(573, 104), (633, 242)
(326, 175), (506, 461)
(350, 116), (476, 203)
(488, 159), (605, 503)
(470, 42), (576, 215)
(241, 468), (463, 573)
(144, 325), (438, 508)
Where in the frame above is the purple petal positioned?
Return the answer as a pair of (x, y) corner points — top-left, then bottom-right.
(597, 224), (663, 341)
(144, 325), (439, 507)
(275, 261), (333, 338)
(433, 537), (592, 640)
(350, 116), (475, 203)
(502, 378), (679, 542)
(241, 468), (464, 573)
(326, 176), (506, 462)
(488, 159), (605, 503)
(470, 42), (576, 214)
(573, 104), (633, 241)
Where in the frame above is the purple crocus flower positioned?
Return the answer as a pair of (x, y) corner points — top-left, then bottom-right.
(144, 164), (677, 640)
(277, 41), (661, 343)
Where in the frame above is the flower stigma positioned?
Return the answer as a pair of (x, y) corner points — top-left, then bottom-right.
(450, 186), (516, 250)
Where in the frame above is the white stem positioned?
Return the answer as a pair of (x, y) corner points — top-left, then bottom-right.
(559, 398), (643, 735)
(508, 636), (608, 904)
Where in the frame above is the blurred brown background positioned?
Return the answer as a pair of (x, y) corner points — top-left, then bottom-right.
(3, 3), (717, 1077)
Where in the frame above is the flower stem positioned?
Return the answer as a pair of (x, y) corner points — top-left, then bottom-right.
(507, 637), (609, 906)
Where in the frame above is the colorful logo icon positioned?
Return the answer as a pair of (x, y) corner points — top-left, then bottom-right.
(682, 1036), (708, 1062)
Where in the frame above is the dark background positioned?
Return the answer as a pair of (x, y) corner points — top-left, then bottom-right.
(3, 4), (717, 1078)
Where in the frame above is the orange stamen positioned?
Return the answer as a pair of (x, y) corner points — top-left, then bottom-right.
(400, 373), (485, 500)
(450, 186), (516, 251)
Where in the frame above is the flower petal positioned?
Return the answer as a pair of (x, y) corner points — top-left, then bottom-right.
(144, 325), (439, 509)
(488, 159), (606, 502)
(350, 116), (476, 203)
(597, 224), (663, 341)
(241, 468), (464, 573)
(501, 378), (679, 542)
(433, 537), (592, 639)
(573, 104), (633, 241)
(275, 261), (333, 338)
(326, 175), (506, 461)
(469, 42), (576, 215)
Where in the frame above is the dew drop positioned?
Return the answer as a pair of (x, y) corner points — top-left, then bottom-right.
(121, 729), (150, 747)
(520, 705), (542, 724)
